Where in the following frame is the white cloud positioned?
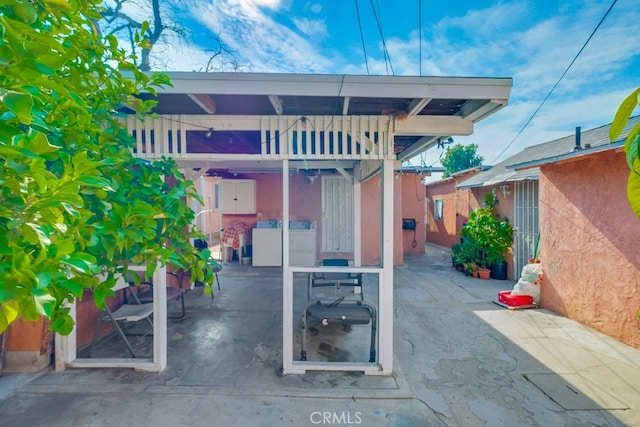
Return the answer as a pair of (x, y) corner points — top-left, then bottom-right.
(292, 17), (328, 38)
(188, 0), (334, 72)
(308, 2), (322, 14)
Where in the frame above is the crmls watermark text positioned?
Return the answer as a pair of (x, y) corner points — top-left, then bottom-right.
(309, 411), (362, 425)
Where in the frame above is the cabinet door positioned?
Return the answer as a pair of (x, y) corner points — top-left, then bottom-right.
(218, 180), (256, 214)
(218, 181), (239, 214)
(235, 180), (256, 214)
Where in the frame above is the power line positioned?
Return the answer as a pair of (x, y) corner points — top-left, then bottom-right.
(419, 0), (422, 76)
(369, 0), (394, 75)
(490, 0), (618, 164)
(354, 0), (370, 75)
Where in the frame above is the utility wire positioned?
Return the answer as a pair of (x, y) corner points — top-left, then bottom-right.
(354, 0), (370, 75)
(419, 0), (422, 76)
(490, 0), (618, 164)
(369, 0), (394, 75)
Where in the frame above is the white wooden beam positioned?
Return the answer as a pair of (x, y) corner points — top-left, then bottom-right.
(342, 96), (350, 115)
(407, 98), (432, 115)
(460, 99), (508, 122)
(268, 95), (284, 115)
(396, 136), (440, 162)
(394, 115), (473, 136)
(187, 94), (216, 114)
(159, 72), (513, 101)
(335, 167), (352, 183)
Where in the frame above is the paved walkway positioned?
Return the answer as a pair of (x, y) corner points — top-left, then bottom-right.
(1, 245), (640, 426)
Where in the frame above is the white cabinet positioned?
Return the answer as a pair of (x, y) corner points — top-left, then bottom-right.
(218, 179), (256, 214)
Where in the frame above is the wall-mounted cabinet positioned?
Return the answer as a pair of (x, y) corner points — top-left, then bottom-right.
(219, 179), (256, 214)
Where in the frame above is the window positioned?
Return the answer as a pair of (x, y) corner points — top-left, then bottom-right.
(434, 199), (443, 220)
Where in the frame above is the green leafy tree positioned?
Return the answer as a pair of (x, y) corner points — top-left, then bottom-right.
(610, 88), (640, 220)
(0, 0), (214, 335)
(610, 88), (640, 321)
(441, 143), (483, 178)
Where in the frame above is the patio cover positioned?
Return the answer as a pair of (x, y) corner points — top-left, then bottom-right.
(58, 72), (513, 374)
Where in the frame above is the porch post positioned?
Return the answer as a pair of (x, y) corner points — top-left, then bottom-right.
(378, 159), (394, 374)
(353, 164), (362, 267)
(153, 264), (167, 371)
(282, 160), (300, 373)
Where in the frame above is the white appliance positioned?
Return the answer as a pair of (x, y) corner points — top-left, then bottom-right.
(252, 221), (282, 266)
(288, 221), (316, 267)
(252, 220), (317, 267)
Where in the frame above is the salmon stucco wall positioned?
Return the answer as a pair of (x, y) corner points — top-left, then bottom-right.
(360, 176), (403, 266)
(425, 179), (458, 247)
(400, 173), (427, 253)
(425, 168), (482, 249)
(539, 150), (640, 349)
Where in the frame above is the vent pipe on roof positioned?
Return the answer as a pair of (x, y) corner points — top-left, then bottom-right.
(571, 126), (582, 152)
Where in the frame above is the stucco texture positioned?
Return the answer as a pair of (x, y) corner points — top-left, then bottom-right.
(539, 150), (640, 349)
(400, 173), (427, 254)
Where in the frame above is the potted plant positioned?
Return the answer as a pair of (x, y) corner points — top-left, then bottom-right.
(461, 191), (513, 279)
(464, 261), (479, 277)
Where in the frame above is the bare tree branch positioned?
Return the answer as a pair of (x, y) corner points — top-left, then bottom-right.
(95, 0), (247, 72)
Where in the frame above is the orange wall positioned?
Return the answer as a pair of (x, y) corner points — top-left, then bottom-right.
(425, 169), (482, 248)
(6, 316), (50, 352)
(359, 175), (403, 266)
(425, 179), (458, 247)
(400, 173), (427, 253)
(539, 150), (640, 349)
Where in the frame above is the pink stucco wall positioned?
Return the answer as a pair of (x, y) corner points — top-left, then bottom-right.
(223, 172), (404, 266)
(539, 150), (640, 349)
(400, 173), (427, 254)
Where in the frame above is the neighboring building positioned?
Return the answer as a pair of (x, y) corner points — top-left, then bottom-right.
(508, 116), (640, 350)
(425, 166), (486, 249)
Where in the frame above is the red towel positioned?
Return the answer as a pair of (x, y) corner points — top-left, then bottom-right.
(222, 221), (250, 249)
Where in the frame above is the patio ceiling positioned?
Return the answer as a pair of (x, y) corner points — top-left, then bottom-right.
(135, 72), (512, 172)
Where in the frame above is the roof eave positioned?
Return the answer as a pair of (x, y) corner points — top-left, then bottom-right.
(507, 141), (624, 170)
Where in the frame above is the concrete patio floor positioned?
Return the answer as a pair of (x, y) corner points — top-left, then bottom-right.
(1, 244), (640, 426)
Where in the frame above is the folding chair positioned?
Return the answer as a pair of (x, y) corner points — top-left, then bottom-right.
(89, 280), (154, 358)
(137, 271), (186, 319)
(301, 259), (377, 363)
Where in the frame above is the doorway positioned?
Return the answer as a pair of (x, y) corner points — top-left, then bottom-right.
(321, 175), (354, 253)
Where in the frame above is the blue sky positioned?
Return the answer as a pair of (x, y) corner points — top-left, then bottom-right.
(144, 0), (640, 166)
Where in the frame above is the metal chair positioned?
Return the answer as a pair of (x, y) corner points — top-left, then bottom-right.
(137, 271), (186, 319)
(89, 280), (154, 358)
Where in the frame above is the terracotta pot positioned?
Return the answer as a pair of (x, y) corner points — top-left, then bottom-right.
(472, 271), (479, 278)
(478, 268), (491, 279)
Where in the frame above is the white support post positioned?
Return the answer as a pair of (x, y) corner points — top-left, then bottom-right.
(55, 299), (76, 371)
(282, 161), (303, 374)
(153, 264), (168, 371)
(377, 159), (395, 375)
(353, 164), (362, 267)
